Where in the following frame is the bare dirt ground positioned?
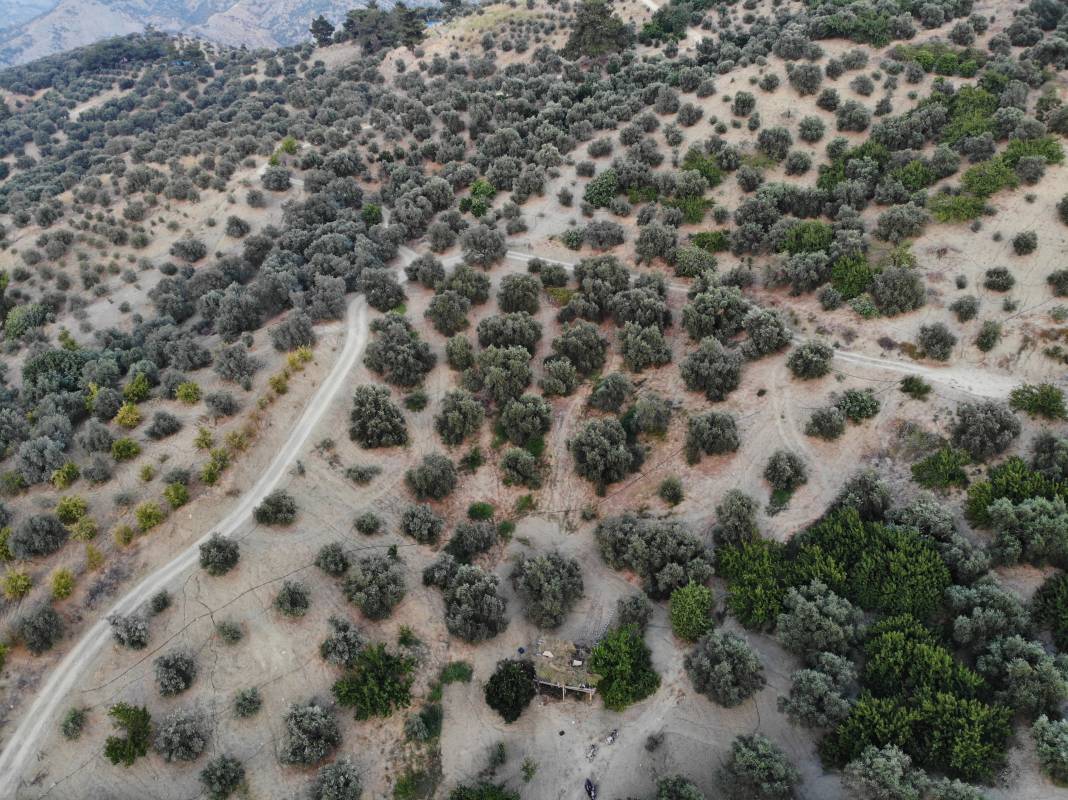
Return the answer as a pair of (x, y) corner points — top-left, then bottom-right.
(3, 1), (1068, 798)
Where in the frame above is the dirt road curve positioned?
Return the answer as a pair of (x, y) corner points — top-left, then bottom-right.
(0, 244), (1018, 794)
(0, 298), (371, 796)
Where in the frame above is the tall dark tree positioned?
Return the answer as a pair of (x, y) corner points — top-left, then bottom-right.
(310, 15), (336, 47)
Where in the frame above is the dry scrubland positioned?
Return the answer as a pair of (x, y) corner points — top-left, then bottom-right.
(0, 0), (1066, 799)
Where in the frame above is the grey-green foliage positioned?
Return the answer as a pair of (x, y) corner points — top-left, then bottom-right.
(512, 551), (584, 629)
(279, 702), (340, 766)
(153, 709), (207, 762)
(434, 389), (484, 446)
(682, 286), (750, 341)
(274, 580), (311, 617)
(465, 346), (532, 405)
(951, 401), (1020, 461)
(718, 733), (801, 800)
(445, 521), (498, 561)
(443, 264), (491, 304)
(777, 651), (856, 728)
(843, 745), (926, 800)
(787, 340), (833, 379)
(975, 634), (1068, 719)
(405, 453), (458, 500)
(680, 337), (743, 401)
(477, 312), (542, 353)
(109, 614), (150, 650)
(349, 385), (408, 448)
(712, 489), (759, 548)
(589, 373), (634, 412)
(569, 417), (638, 490)
(500, 395), (551, 445)
(551, 321), (607, 375)
(320, 616), (365, 669)
(869, 264), (925, 316)
(401, 504), (445, 545)
(540, 357), (580, 397)
(315, 542), (350, 576)
(1032, 714), (1068, 784)
(617, 593), (654, 632)
(917, 322), (957, 361)
(1032, 432), (1068, 481)
(498, 273), (541, 314)
(425, 290), (471, 336)
(620, 322), (672, 372)
(200, 754), (245, 800)
(806, 406), (845, 440)
(988, 495), (1068, 565)
(945, 578), (1029, 652)
(741, 308), (791, 359)
(364, 315), (435, 387)
(596, 514), (712, 598)
(776, 580), (862, 660)
(344, 554), (406, 620)
(628, 392), (672, 435)
(764, 449), (807, 493)
(439, 563), (509, 642)
(830, 470), (893, 522)
(685, 630), (766, 707)
(199, 533), (240, 576)
(310, 757), (363, 800)
(501, 448), (542, 488)
(685, 411), (740, 464)
(446, 335), (475, 371)
(155, 649), (197, 696)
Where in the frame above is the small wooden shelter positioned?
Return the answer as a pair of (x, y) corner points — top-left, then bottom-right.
(532, 638), (601, 701)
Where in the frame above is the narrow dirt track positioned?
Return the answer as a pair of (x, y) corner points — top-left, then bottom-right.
(0, 243), (1021, 794)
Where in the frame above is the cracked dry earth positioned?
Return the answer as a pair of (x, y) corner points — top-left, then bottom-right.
(8, 233), (1062, 800)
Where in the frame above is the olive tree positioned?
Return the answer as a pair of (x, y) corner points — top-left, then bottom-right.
(511, 551), (584, 629)
(685, 631), (766, 707)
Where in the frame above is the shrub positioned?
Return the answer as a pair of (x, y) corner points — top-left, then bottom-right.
(9, 514), (68, 559)
(764, 450), (807, 493)
(234, 688), (262, 718)
(836, 388), (880, 421)
(984, 267), (1015, 291)
(669, 583), (714, 641)
(512, 551), (584, 629)
(109, 614), (150, 650)
(435, 389), (484, 446)
(776, 581), (861, 660)
(1012, 230), (1038, 255)
(200, 533), (239, 576)
(405, 453), (457, 500)
(485, 659), (536, 722)
(320, 617), (365, 668)
(401, 504), (444, 544)
(912, 447), (971, 490)
(719, 734), (800, 800)
(274, 580), (311, 617)
(680, 337), (743, 401)
(310, 758), (363, 800)
(279, 702), (340, 766)
(596, 514), (712, 598)
(1033, 714), (1068, 784)
(777, 653), (855, 729)
(685, 630), (765, 707)
(349, 385), (407, 448)
(590, 624), (661, 711)
(952, 402), (1020, 461)
(155, 649), (197, 696)
(1010, 383), (1066, 419)
(918, 324), (961, 361)
(589, 373), (633, 413)
(344, 554), (406, 619)
(685, 411), (739, 463)
(569, 418), (638, 492)
(153, 709), (207, 762)
(104, 703), (152, 766)
(253, 490), (297, 524)
(200, 754), (245, 800)
(787, 340), (833, 379)
(332, 643), (415, 720)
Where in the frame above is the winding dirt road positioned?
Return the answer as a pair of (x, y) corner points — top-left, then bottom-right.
(0, 243), (1020, 794)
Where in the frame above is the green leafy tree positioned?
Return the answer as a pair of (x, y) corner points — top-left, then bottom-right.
(104, 703), (152, 766)
(332, 644), (415, 720)
(669, 582), (714, 641)
(484, 659), (536, 723)
(590, 624), (661, 711)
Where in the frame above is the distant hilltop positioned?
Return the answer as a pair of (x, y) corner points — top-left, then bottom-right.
(0, 0), (436, 67)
